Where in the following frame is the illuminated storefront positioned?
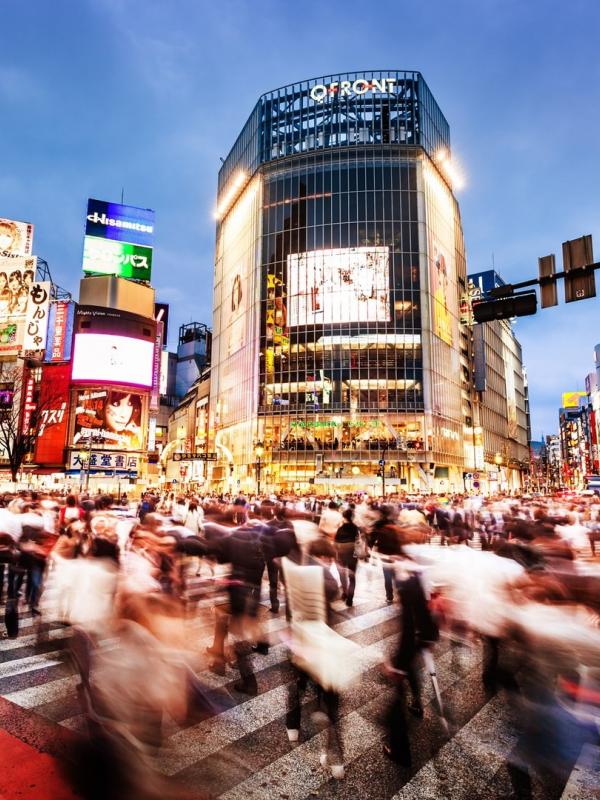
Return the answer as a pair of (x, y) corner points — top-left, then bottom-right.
(210, 71), (470, 493)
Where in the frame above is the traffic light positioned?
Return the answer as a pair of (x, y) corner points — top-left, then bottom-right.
(538, 254), (558, 308)
(563, 235), (596, 303)
(472, 291), (537, 323)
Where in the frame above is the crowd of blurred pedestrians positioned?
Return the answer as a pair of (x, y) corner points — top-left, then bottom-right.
(0, 486), (599, 798)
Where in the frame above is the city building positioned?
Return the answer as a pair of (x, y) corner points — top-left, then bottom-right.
(208, 71), (528, 495)
(468, 269), (531, 493)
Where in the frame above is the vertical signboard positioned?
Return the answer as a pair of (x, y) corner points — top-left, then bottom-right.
(21, 371), (36, 436)
(149, 321), (163, 412)
(23, 281), (51, 353)
(45, 300), (75, 362)
(34, 364), (70, 464)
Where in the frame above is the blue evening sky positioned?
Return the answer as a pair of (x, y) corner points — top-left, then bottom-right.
(2, 0), (600, 437)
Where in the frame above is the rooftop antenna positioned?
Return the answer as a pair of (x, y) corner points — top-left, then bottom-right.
(491, 252), (495, 270)
(121, 187), (125, 204)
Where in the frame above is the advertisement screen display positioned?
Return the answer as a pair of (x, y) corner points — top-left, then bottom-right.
(71, 333), (154, 387)
(0, 256), (37, 354)
(287, 247), (390, 326)
(0, 217), (34, 257)
(85, 199), (154, 248)
(72, 388), (144, 450)
(34, 364), (70, 465)
(82, 236), (153, 281)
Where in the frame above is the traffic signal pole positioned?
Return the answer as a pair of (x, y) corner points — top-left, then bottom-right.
(487, 259), (600, 299)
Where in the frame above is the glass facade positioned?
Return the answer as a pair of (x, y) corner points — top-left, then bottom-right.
(210, 72), (469, 493)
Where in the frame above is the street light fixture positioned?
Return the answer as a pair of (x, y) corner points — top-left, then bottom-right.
(494, 452), (503, 466)
(255, 441), (264, 496)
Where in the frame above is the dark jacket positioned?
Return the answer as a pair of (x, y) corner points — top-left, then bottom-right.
(394, 572), (439, 670)
(334, 521), (359, 544)
(369, 521), (400, 557)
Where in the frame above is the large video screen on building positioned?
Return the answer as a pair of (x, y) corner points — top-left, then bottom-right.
(71, 333), (154, 387)
(287, 246), (390, 326)
(72, 387), (144, 450)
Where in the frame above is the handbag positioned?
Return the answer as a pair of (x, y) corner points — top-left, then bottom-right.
(288, 619), (361, 692)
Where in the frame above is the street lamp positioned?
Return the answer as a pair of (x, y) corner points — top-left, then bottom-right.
(494, 452), (503, 466)
(255, 441), (264, 496)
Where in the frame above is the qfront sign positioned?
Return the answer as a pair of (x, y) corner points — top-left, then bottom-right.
(310, 77), (397, 103)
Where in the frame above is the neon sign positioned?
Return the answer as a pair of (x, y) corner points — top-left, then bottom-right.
(310, 78), (397, 103)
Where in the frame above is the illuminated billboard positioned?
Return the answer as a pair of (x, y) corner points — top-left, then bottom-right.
(34, 364), (70, 465)
(85, 199), (154, 247)
(287, 247), (390, 326)
(83, 198), (154, 281)
(71, 333), (154, 388)
(0, 218), (34, 257)
(72, 388), (144, 450)
(0, 256), (37, 354)
(82, 236), (152, 281)
(562, 391), (586, 408)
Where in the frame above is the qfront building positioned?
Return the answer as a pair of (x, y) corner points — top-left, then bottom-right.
(209, 71), (526, 494)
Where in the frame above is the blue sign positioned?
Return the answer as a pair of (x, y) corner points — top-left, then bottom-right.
(378, 459), (385, 467)
(85, 198), (155, 248)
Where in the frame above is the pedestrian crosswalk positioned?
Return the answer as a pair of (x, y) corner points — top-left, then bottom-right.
(1, 565), (598, 799)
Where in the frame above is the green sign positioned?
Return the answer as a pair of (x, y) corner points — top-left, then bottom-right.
(82, 235), (152, 281)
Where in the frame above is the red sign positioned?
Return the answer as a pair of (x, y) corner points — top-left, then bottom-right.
(21, 373), (36, 436)
(34, 364), (70, 465)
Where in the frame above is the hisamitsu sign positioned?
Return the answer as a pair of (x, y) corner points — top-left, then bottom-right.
(85, 199), (155, 248)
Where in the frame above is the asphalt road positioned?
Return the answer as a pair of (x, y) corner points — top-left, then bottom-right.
(0, 564), (598, 799)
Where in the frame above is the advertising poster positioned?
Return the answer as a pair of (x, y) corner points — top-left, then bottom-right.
(287, 246), (390, 326)
(266, 273), (288, 347)
(72, 387), (144, 450)
(429, 239), (453, 346)
(0, 217), (34, 257)
(226, 265), (248, 357)
(0, 255), (37, 353)
(34, 364), (70, 464)
(71, 332), (154, 388)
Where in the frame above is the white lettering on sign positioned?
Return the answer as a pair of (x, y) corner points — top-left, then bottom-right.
(86, 212), (153, 234)
(440, 427), (460, 441)
(310, 78), (397, 103)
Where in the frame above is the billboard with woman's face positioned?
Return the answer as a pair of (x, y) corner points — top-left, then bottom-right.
(0, 218), (34, 258)
(72, 388), (144, 450)
(0, 256), (37, 353)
